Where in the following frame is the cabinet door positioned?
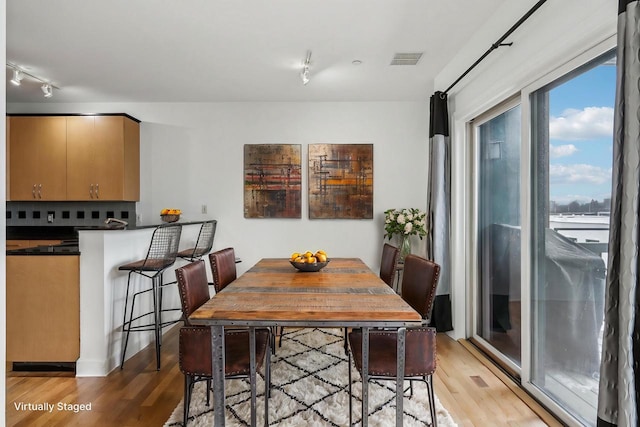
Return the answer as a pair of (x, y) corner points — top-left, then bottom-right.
(66, 116), (95, 200)
(9, 117), (67, 201)
(6, 255), (80, 362)
(94, 116), (125, 200)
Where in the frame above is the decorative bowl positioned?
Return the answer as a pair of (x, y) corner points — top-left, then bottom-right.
(160, 214), (180, 223)
(290, 259), (330, 272)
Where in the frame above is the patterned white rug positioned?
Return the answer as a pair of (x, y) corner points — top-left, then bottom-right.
(165, 328), (457, 426)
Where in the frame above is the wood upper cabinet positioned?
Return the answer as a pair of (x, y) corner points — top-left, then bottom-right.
(66, 115), (139, 201)
(8, 114), (140, 201)
(9, 116), (67, 200)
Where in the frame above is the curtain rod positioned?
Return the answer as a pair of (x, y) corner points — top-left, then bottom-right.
(443, 0), (548, 95)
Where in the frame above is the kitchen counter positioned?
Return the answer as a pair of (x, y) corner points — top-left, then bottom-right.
(75, 218), (217, 376)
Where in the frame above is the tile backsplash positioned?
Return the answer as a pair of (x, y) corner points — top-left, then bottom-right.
(6, 201), (137, 227)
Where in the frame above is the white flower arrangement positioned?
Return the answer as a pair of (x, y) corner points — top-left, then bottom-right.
(384, 208), (427, 240)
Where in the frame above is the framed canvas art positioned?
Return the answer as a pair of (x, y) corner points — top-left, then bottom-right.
(308, 143), (373, 219)
(244, 144), (302, 218)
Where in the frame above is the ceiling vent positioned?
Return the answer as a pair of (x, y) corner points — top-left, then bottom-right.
(390, 52), (423, 66)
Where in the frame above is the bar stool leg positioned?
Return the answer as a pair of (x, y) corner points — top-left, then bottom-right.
(120, 271), (134, 369)
(157, 272), (164, 347)
(152, 275), (161, 371)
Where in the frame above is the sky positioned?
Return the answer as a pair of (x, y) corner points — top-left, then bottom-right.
(548, 52), (616, 205)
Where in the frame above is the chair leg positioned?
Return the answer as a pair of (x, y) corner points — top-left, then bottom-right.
(120, 271), (134, 369)
(348, 348), (353, 426)
(157, 272), (164, 347)
(278, 327), (284, 347)
(409, 380), (414, 397)
(426, 374), (437, 427)
(270, 327), (277, 355)
(343, 328), (348, 355)
(265, 337), (271, 426)
(206, 379), (211, 406)
(184, 374), (194, 427)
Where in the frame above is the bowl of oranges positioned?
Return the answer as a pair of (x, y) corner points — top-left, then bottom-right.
(160, 208), (182, 223)
(290, 250), (329, 272)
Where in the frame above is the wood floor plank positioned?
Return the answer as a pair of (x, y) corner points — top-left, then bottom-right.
(5, 325), (555, 426)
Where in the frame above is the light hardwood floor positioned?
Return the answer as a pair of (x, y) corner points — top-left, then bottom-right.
(6, 326), (558, 427)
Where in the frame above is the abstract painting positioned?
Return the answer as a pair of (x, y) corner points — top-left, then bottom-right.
(308, 144), (373, 219)
(244, 144), (302, 218)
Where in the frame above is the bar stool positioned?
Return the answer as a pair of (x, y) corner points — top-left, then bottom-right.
(119, 223), (182, 370)
(176, 220), (217, 262)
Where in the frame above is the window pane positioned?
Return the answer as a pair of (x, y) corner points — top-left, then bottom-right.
(531, 50), (615, 425)
(477, 104), (522, 366)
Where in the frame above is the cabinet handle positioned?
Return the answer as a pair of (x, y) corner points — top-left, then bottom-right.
(96, 183), (99, 199)
(32, 184), (36, 199)
(38, 184), (42, 199)
(90, 184), (94, 199)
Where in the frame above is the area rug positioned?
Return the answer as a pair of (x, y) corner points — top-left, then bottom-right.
(165, 328), (457, 426)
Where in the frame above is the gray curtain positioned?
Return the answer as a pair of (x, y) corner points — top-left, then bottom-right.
(426, 91), (453, 331)
(597, 1), (640, 426)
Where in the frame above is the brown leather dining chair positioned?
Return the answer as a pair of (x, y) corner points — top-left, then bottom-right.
(175, 260), (271, 427)
(208, 247), (237, 293)
(339, 243), (401, 353)
(379, 243), (400, 288)
(211, 247), (280, 355)
(347, 254), (441, 426)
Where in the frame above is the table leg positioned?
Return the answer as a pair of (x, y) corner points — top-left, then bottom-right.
(249, 327), (257, 426)
(211, 326), (226, 426)
(362, 326), (369, 427)
(396, 327), (406, 427)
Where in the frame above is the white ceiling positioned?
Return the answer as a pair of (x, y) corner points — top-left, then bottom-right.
(6, 0), (508, 103)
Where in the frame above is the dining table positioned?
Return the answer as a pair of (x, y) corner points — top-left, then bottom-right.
(189, 257), (422, 427)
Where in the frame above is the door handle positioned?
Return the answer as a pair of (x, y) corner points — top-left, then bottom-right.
(95, 183), (99, 199)
(32, 184), (36, 199)
(90, 184), (94, 199)
(38, 184), (42, 199)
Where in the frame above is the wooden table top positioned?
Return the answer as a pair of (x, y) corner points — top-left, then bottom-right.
(189, 258), (421, 326)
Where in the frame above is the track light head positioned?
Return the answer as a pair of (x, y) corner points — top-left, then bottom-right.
(300, 51), (312, 85)
(10, 69), (23, 86)
(41, 83), (53, 98)
(300, 65), (310, 85)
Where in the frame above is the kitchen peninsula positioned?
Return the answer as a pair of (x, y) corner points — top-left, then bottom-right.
(6, 218), (217, 377)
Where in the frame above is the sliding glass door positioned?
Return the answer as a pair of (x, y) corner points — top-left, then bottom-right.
(529, 50), (615, 426)
(471, 48), (615, 426)
(473, 100), (522, 370)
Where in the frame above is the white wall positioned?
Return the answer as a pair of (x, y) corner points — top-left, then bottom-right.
(7, 102), (430, 274)
(433, 0), (617, 339)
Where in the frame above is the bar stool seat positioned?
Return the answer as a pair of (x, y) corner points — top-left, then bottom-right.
(119, 223), (182, 370)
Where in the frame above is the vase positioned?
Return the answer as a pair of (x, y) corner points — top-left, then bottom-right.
(399, 235), (411, 263)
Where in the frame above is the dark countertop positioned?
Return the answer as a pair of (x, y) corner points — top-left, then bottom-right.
(6, 219), (216, 255)
(76, 218), (216, 231)
(7, 243), (80, 256)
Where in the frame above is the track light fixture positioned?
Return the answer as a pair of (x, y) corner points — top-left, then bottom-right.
(6, 62), (59, 98)
(41, 84), (53, 98)
(300, 51), (312, 85)
(10, 69), (23, 86)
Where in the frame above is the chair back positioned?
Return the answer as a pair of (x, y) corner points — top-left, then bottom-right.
(400, 254), (440, 320)
(186, 220), (217, 260)
(175, 260), (211, 325)
(141, 224), (182, 269)
(379, 243), (400, 287)
(209, 247), (237, 293)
